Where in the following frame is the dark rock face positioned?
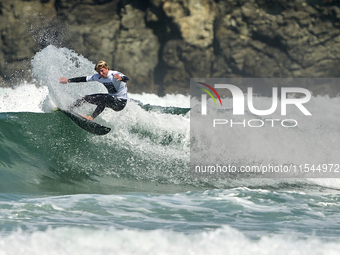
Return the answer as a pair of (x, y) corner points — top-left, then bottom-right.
(0, 0), (339, 95)
(215, 1), (340, 78)
(0, 0), (57, 84)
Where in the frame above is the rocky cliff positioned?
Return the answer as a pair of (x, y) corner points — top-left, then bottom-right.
(0, 0), (339, 95)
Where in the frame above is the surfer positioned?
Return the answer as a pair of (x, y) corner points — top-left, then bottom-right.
(59, 60), (129, 121)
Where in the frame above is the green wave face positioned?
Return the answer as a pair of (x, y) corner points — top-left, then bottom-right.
(0, 110), (191, 195)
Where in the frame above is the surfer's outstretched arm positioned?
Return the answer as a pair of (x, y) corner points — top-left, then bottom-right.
(59, 77), (87, 83)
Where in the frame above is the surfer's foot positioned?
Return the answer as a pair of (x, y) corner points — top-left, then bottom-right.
(82, 115), (94, 121)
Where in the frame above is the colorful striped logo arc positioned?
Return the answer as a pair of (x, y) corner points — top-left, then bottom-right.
(197, 82), (223, 106)
(197, 87), (217, 105)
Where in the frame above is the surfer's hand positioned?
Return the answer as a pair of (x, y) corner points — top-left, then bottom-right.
(114, 73), (122, 81)
(59, 77), (68, 84)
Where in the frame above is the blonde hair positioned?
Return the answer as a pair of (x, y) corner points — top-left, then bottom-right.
(95, 60), (110, 72)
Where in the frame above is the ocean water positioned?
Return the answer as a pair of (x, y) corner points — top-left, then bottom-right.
(0, 46), (340, 254)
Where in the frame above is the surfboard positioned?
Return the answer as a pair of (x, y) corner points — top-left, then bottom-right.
(58, 109), (111, 135)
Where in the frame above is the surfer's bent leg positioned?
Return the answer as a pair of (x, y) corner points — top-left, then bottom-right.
(73, 94), (127, 119)
(83, 94), (107, 119)
(106, 96), (127, 112)
(90, 94), (127, 118)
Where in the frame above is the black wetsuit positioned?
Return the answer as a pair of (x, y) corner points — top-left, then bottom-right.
(68, 70), (129, 118)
